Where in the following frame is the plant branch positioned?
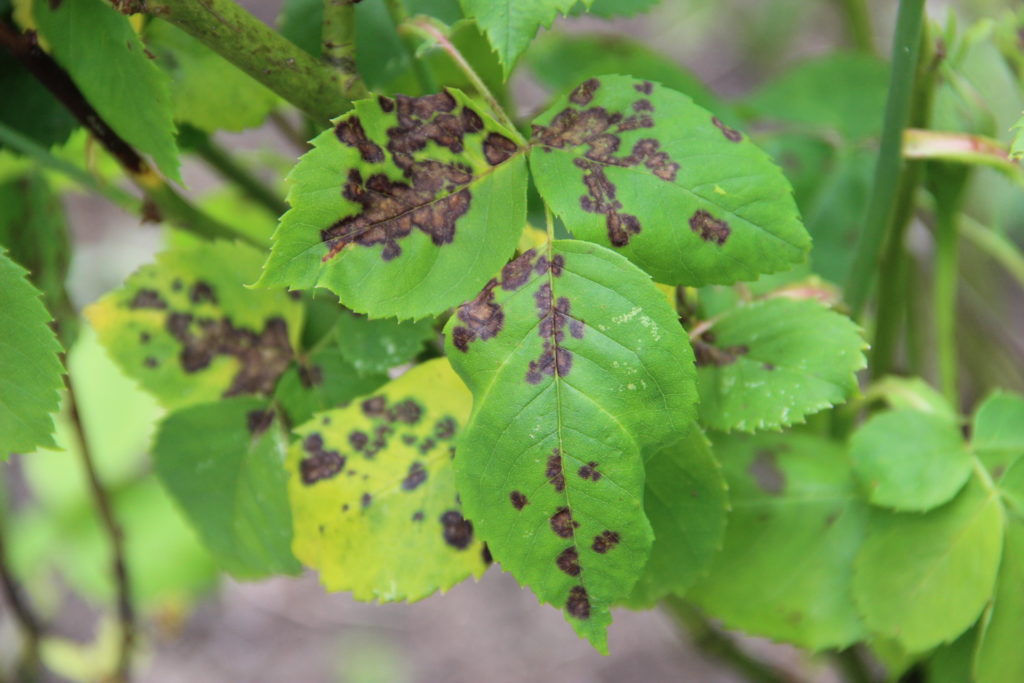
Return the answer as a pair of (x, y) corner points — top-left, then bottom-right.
(836, 0), (875, 53)
(383, 0), (437, 94)
(322, 0), (361, 93)
(0, 22), (261, 247)
(843, 0), (926, 317)
(124, 0), (363, 122)
(65, 373), (135, 683)
(0, 525), (44, 681)
(928, 166), (968, 406)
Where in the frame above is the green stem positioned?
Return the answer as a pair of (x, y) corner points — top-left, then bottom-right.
(322, 0), (362, 94)
(178, 125), (288, 217)
(844, 0), (926, 317)
(129, 0), (362, 122)
(930, 168), (969, 406)
(663, 597), (788, 683)
(959, 214), (1024, 292)
(837, 0), (875, 53)
(404, 18), (525, 143)
(383, 0), (438, 94)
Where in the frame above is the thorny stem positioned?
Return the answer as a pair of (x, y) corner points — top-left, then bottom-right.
(843, 0), (926, 317)
(836, 0), (875, 53)
(383, 0), (438, 94)
(65, 373), (136, 683)
(322, 0), (361, 94)
(404, 18), (525, 144)
(0, 523), (45, 682)
(0, 22), (260, 247)
(121, 0), (364, 122)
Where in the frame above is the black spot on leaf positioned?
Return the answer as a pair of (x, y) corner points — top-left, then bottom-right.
(689, 210), (731, 245)
(361, 492), (373, 508)
(526, 284), (577, 384)
(412, 510), (424, 521)
(711, 116), (743, 142)
(566, 586), (591, 619)
(434, 417), (456, 440)
(546, 449), (565, 492)
(510, 491), (528, 510)
(378, 95), (395, 112)
(401, 462), (428, 491)
(556, 547), (581, 576)
(349, 430), (368, 451)
(578, 461), (601, 481)
(361, 396), (387, 417)
(144, 356), (158, 368)
(483, 132), (518, 165)
(129, 289), (166, 309)
(246, 409), (274, 436)
(440, 510), (474, 549)
(634, 81), (653, 94)
(300, 433), (346, 484)
(388, 399), (422, 424)
(298, 364), (323, 388)
(500, 250), (537, 291)
(570, 78), (600, 106)
(189, 281), (217, 305)
(550, 507), (579, 538)
(592, 530), (620, 553)
(451, 279), (503, 352)
(335, 116), (386, 163)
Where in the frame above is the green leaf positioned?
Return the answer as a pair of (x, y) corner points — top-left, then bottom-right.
(974, 519), (1024, 683)
(525, 33), (725, 116)
(0, 48), (76, 150)
(152, 398), (301, 578)
(460, 0), (578, 78)
(866, 375), (959, 421)
(971, 391), (1024, 477)
(273, 348), (388, 427)
(445, 240), (697, 651)
(1012, 114), (1024, 160)
(287, 358), (488, 601)
(144, 19), (278, 133)
(849, 409), (973, 511)
(695, 298), (865, 432)
(853, 474), (1004, 653)
(690, 432), (868, 651)
(625, 425), (727, 607)
(529, 75), (809, 286)
(334, 311), (436, 376)
(0, 248), (63, 459)
(257, 89), (527, 320)
(744, 53), (890, 141)
(87, 241), (303, 411)
(34, 0), (181, 182)
(580, 0), (661, 17)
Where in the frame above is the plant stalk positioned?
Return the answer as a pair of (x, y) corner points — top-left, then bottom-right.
(929, 167), (968, 406)
(843, 0), (926, 317)
(322, 0), (361, 92)
(837, 0), (875, 53)
(383, 0), (438, 94)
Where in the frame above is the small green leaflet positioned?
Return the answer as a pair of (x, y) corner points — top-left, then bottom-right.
(334, 311), (436, 376)
(287, 358), (488, 601)
(849, 409), (972, 511)
(460, 0), (579, 79)
(625, 425), (727, 608)
(87, 241), (303, 411)
(853, 473), (1004, 653)
(152, 398), (301, 578)
(695, 298), (865, 432)
(34, 0), (181, 182)
(257, 90), (526, 320)
(529, 75), (809, 286)
(445, 239), (697, 652)
(144, 19), (278, 133)
(690, 432), (868, 651)
(0, 249), (64, 459)
(273, 347), (388, 427)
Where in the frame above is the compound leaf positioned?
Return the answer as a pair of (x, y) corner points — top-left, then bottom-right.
(152, 397), (301, 578)
(695, 298), (865, 432)
(34, 0), (181, 182)
(257, 90), (527, 320)
(460, 0), (578, 78)
(445, 239), (697, 651)
(287, 358), (488, 601)
(690, 432), (868, 651)
(853, 473), (1004, 653)
(0, 249), (63, 459)
(850, 409), (973, 512)
(529, 75), (809, 285)
(334, 311), (436, 376)
(87, 241), (303, 411)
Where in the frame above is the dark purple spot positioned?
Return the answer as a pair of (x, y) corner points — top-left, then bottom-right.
(690, 210), (731, 245)
(401, 462), (428, 491)
(592, 530), (620, 553)
(440, 510), (474, 549)
(556, 547), (581, 576)
(510, 491), (528, 510)
(566, 586), (591, 619)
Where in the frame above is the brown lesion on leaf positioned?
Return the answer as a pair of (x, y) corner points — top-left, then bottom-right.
(566, 586), (591, 619)
(335, 116), (385, 163)
(689, 209), (731, 245)
(246, 408), (274, 437)
(361, 396), (387, 417)
(550, 506), (580, 538)
(534, 253), (565, 277)
(440, 510), (474, 549)
(349, 430), (368, 451)
(634, 81), (653, 95)
(361, 492), (373, 508)
(570, 78), (600, 106)
(483, 132), (518, 166)
(556, 547), (581, 576)
(546, 448), (566, 493)
(299, 433), (346, 484)
(129, 289), (166, 309)
(500, 249), (537, 291)
(711, 116), (743, 142)
(401, 462), (428, 491)
(434, 417), (456, 440)
(189, 281), (217, 305)
(578, 461), (601, 481)
(592, 530), (620, 553)
(526, 283), (580, 384)
(388, 399), (422, 424)
(378, 95), (395, 113)
(749, 450), (785, 495)
(164, 312), (294, 397)
(144, 356), (158, 368)
(510, 490), (528, 510)
(298, 363), (323, 388)
(451, 279), (504, 352)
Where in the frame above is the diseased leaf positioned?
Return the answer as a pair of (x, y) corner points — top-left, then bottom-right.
(625, 425), (727, 608)
(853, 474), (1004, 653)
(152, 398), (301, 578)
(144, 19), (278, 133)
(695, 298), (865, 432)
(849, 409), (973, 511)
(445, 240), (697, 651)
(257, 90), (527, 320)
(0, 248), (64, 458)
(273, 347), (388, 427)
(334, 311), (436, 376)
(34, 0), (181, 182)
(287, 358), (487, 601)
(529, 75), (809, 286)
(974, 518), (1024, 683)
(690, 432), (868, 651)
(460, 0), (577, 78)
(87, 241), (303, 411)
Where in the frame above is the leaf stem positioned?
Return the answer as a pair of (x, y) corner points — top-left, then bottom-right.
(125, 0), (363, 122)
(0, 520), (45, 682)
(929, 167), (968, 407)
(383, 0), (438, 94)
(178, 125), (289, 217)
(843, 0), (926, 317)
(403, 18), (525, 143)
(321, 0), (363, 95)
(545, 205), (555, 243)
(64, 372), (136, 682)
(836, 0), (875, 53)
